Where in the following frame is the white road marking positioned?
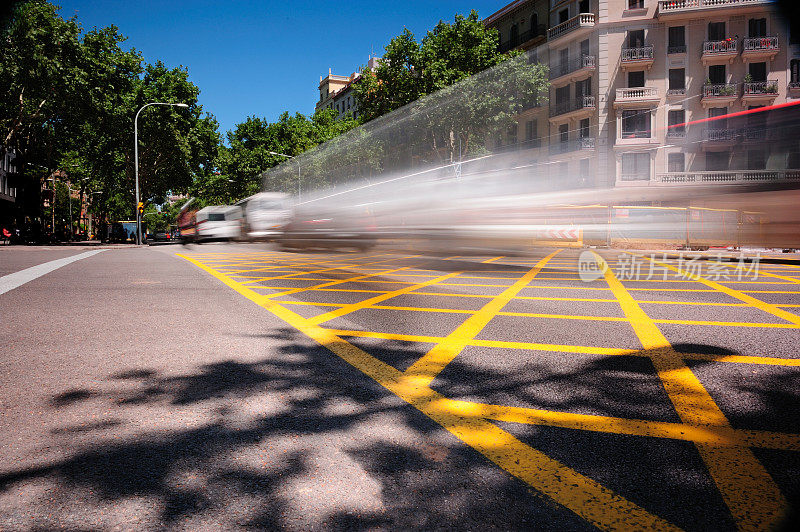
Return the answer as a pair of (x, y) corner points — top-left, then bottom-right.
(0, 250), (106, 296)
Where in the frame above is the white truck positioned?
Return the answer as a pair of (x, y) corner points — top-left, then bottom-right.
(195, 205), (243, 242)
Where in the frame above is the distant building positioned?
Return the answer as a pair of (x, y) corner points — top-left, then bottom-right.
(315, 56), (381, 120)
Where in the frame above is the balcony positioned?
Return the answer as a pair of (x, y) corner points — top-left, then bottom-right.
(701, 39), (738, 65)
(740, 126), (768, 143)
(667, 87), (687, 98)
(547, 13), (596, 43)
(549, 55), (596, 86)
(620, 45), (655, 70)
(742, 79), (779, 104)
(657, 0), (776, 19)
(653, 169), (800, 186)
(701, 83), (739, 107)
(549, 96), (596, 120)
(498, 24), (547, 53)
(789, 81), (800, 96)
(614, 87), (660, 108)
(702, 128), (738, 150)
(549, 137), (596, 156)
(668, 45), (687, 54)
(742, 36), (779, 61)
(666, 126), (687, 139)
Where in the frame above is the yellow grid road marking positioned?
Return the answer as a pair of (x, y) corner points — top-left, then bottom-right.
(178, 252), (679, 531)
(636, 254), (800, 326)
(405, 252), (560, 386)
(594, 252), (786, 530)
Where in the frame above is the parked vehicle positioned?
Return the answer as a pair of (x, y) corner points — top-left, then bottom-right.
(195, 205), (243, 242)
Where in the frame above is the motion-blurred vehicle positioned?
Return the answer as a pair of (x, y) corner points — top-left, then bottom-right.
(240, 192), (292, 241)
(277, 203), (377, 251)
(150, 229), (173, 242)
(195, 205), (243, 242)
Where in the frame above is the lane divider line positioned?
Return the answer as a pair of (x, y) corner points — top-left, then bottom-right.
(0, 250), (106, 296)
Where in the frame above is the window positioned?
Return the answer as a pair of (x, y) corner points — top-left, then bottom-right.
(668, 26), (686, 53)
(621, 152), (650, 180)
(622, 109), (651, 138)
(748, 150), (766, 170)
(628, 70), (645, 87)
(510, 24), (519, 47)
(580, 158), (592, 187)
(709, 107), (728, 130)
(559, 124), (569, 144)
(576, 77), (591, 98)
(748, 18), (767, 38)
(558, 9), (569, 24)
(749, 62), (767, 82)
(525, 120), (537, 141)
(668, 153), (685, 173)
(708, 64), (726, 84)
(668, 68), (685, 92)
(507, 123), (518, 144)
(579, 118), (590, 138)
(580, 39), (589, 57)
(531, 13), (539, 34)
(560, 48), (569, 75)
(556, 85), (570, 105)
(788, 150), (800, 169)
(628, 0), (644, 9)
(629, 29), (645, 48)
(706, 151), (729, 171)
(791, 24), (800, 46)
(579, 0), (590, 13)
(668, 109), (686, 137)
(791, 60), (800, 84)
(708, 22), (725, 41)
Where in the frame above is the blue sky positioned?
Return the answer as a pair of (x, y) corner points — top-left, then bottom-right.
(56, 0), (504, 137)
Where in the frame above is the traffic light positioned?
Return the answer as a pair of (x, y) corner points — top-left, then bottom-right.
(137, 202), (144, 215)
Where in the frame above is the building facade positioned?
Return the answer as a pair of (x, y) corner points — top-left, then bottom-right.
(485, 0), (799, 189)
(1, 148), (19, 229)
(315, 57), (381, 121)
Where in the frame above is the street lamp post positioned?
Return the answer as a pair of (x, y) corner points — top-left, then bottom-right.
(268, 151), (301, 201)
(134, 102), (189, 245)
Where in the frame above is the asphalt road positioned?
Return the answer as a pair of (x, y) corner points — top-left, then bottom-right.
(1, 242), (799, 530)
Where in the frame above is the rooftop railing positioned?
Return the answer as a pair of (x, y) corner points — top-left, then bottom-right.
(658, 0), (774, 14)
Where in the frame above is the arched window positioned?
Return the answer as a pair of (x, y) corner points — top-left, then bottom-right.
(510, 24), (519, 47)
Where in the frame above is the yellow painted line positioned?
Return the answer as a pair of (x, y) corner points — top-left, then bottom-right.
(328, 329), (800, 367)
(653, 319), (799, 329)
(456, 401), (800, 451)
(742, 290), (800, 294)
(636, 254), (800, 326)
(175, 252), (681, 530)
(220, 253), (387, 274)
(234, 254), (415, 285)
(594, 252), (786, 530)
(404, 252), (561, 386)
(515, 296), (619, 303)
(640, 301), (749, 307)
(306, 270), (470, 325)
(262, 264), (423, 300)
(498, 312), (629, 322)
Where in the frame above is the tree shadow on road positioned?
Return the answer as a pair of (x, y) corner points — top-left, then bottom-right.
(1, 331), (798, 530)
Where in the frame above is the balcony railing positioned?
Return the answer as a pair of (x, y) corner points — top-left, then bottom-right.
(498, 25), (547, 53)
(548, 13), (595, 41)
(621, 45), (655, 63)
(667, 88), (687, 96)
(702, 83), (739, 98)
(668, 45), (687, 54)
(703, 128), (737, 141)
(743, 80), (779, 96)
(654, 169), (800, 186)
(743, 35), (779, 52)
(550, 55), (596, 80)
(702, 39), (738, 55)
(667, 126), (686, 138)
(549, 137), (596, 155)
(549, 96), (596, 117)
(740, 127), (767, 142)
(616, 87), (659, 101)
(658, 0), (775, 14)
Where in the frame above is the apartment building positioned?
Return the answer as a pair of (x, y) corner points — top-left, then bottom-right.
(486, 0), (798, 189)
(1, 148), (18, 229)
(315, 56), (381, 120)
